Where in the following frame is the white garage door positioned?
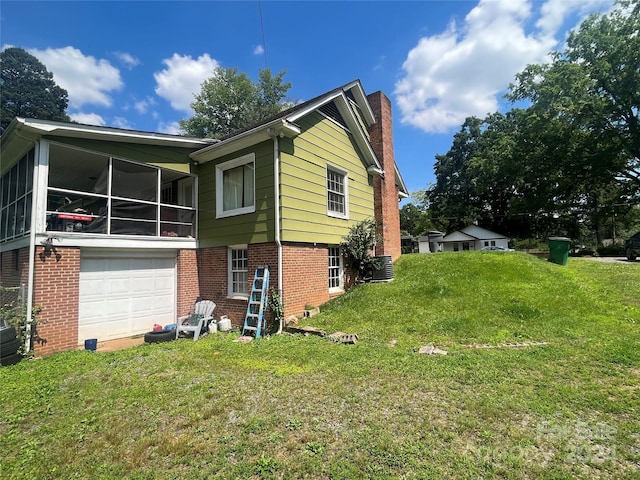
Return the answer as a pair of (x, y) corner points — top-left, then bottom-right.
(78, 251), (176, 343)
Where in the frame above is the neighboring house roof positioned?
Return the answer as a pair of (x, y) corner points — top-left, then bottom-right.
(442, 231), (478, 242)
(442, 225), (509, 242)
(190, 79), (409, 197)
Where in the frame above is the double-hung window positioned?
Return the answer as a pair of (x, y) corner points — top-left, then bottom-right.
(228, 246), (248, 297)
(328, 246), (344, 293)
(327, 167), (348, 218)
(216, 154), (255, 218)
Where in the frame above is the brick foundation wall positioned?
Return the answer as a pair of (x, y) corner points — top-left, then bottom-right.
(32, 246), (80, 356)
(367, 91), (402, 261)
(1, 248), (29, 289)
(177, 249), (199, 317)
(281, 242), (330, 317)
(195, 243), (280, 328)
(193, 242), (345, 327)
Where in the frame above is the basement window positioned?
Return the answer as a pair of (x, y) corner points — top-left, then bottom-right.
(228, 245), (248, 298)
(328, 246), (344, 293)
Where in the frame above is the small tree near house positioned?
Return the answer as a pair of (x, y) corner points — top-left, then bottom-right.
(339, 218), (383, 283)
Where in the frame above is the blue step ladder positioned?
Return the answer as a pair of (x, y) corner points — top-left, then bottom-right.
(242, 266), (270, 338)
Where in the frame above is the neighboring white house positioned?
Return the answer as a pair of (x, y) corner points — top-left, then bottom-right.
(440, 225), (509, 252)
(418, 231), (444, 253)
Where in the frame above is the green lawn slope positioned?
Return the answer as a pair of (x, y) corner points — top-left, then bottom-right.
(1, 252), (638, 479)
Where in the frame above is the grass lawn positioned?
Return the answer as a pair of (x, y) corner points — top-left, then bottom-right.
(1, 252), (639, 479)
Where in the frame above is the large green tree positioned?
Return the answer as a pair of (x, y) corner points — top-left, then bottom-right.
(180, 67), (292, 138)
(429, 0), (639, 244)
(428, 112), (531, 236)
(509, 0), (640, 192)
(1, 47), (70, 131)
(400, 190), (433, 237)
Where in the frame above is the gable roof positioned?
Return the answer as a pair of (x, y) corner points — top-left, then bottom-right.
(442, 231), (478, 242)
(442, 225), (509, 242)
(190, 80), (380, 167)
(190, 80), (408, 197)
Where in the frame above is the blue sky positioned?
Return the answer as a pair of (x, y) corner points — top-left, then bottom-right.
(1, 0), (614, 196)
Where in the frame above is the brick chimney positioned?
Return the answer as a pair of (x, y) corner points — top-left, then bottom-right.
(367, 91), (401, 261)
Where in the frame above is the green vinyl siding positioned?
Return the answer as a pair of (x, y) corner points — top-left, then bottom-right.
(46, 136), (195, 173)
(197, 142), (275, 247)
(280, 111), (374, 244)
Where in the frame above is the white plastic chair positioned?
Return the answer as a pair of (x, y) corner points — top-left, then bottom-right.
(176, 300), (216, 341)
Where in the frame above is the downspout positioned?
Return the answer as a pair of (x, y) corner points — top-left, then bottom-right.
(270, 130), (284, 334)
(25, 141), (45, 353)
(25, 200), (37, 353)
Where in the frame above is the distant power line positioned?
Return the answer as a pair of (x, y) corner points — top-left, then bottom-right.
(258, 0), (268, 69)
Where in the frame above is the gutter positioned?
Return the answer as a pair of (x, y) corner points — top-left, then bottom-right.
(192, 119), (300, 163)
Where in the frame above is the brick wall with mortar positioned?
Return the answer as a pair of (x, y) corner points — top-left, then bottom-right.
(177, 249), (199, 317)
(193, 242), (341, 328)
(194, 243), (279, 328)
(1, 248), (29, 289)
(367, 91), (402, 261)
(281, 242), (330, 317)
(32, 246), (80, 356)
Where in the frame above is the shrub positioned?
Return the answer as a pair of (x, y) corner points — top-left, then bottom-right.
(596, 244), (625, 257)
(339, 218), (382, 282)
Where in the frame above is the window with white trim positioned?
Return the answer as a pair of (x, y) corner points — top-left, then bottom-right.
(216, 154), (255, 218)
(328, 246), (344, 292)
(327, 167), (348, 218)
(228, 246), (248, 297)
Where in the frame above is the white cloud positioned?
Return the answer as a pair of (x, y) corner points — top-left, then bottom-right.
(111, 116), (133, 129)
(134, 97), (157, 115)
(253, 45), (265, 55)
(114, 51), (140, 69)
(537, 0), (612, 38)
(30, 46), (122, 109)
(157, 121), (181, 135)
(394, 0), (609, 134)
(154, 53), (219, 112)
(69, 112), (105, 126)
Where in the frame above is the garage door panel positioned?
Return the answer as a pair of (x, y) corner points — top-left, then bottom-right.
(108, 279), (131, 294)
(154, 276), (174, 289)
(79, 253), (176, 343)
(79, 318), (129, 342)
(81, 278), (106, 296)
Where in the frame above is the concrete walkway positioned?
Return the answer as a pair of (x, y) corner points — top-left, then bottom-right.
(79, 336), (146, 353)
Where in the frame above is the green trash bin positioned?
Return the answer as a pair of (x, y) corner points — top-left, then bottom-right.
(548, 237), (571, 265)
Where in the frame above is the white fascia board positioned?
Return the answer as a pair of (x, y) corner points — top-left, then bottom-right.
(191, 119), (300, 163)
(286, 92), (344, 123)
(394, 164), (409, 197)
(15, 117), (212, 148)
(343, 81), (375, 126)
(296, 91), (382, 173)
(34, 232), (198, 250)
(332, 95), (382, 172)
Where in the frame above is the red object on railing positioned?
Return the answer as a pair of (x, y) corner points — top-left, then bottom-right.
(57, 213), (92, 221)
